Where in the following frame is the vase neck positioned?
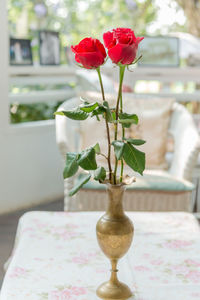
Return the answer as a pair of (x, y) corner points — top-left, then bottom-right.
(106, 184), (125, 218)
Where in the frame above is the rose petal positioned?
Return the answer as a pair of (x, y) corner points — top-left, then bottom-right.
(75, 52), (105, 69)
(95, 39), (107, 58)
(103, 31), (114, 48)
(71, 37), (106, 68)
(136, 36), (144, 45)
(71, 45), (77, 54)
(76, 37), (95, 53)
(113, 28), (137, 43)
(74, 54), (81, 63)
(108, 43), (137, 64)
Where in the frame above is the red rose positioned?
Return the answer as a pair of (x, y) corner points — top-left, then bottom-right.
(71, 37), (106, 69)
(103, 28), (143, 65)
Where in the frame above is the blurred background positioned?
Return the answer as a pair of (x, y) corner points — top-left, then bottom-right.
(1, 0), (200, 286)
(1, 1), (200, 222)
(7, 0), (200, 123)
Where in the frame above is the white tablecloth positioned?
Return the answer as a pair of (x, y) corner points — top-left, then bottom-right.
(1, 212), (200, 300)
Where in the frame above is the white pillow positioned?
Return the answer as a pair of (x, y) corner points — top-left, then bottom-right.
(80, 92), (174, 170)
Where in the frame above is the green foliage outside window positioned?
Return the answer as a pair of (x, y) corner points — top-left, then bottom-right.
(10, 101), (62, 124)
(8, 0), (157, 54)
(10, 83), (75, 124)
(8, 0), (187, 123)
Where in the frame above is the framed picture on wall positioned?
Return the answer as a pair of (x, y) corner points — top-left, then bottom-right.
(10, 38), (33, 66)
(138, 36), (179, 67)
(39, 30), (60, 65)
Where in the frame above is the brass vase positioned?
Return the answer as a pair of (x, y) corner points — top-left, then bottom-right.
(96, 183), (134, 300)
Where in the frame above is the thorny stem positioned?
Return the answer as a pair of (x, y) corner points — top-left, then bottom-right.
(113, 65), (126, 184)
(96, 67), (112, 182)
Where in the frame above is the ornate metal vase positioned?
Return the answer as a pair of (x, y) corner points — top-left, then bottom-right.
(96, 183), (134, 300)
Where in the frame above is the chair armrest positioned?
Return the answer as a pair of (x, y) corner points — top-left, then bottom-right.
(75, 69), (115, 93)
(55, 97), (82, 212)
(169, 103), (200, 181)
(64, 176), (79, 211)
(55, 97), (80, 161)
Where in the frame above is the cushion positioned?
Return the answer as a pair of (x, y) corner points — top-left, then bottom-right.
(79, 92), (174, 170)
(78, 171), (194, 192)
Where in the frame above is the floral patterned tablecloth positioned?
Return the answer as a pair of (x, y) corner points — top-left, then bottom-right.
(1, 211), (200, 300)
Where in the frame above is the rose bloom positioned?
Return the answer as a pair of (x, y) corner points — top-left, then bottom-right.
(71, 37), (106, 69)
(103, 28), (143, 65)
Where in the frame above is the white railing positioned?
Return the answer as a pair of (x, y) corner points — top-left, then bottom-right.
(9, 89), (75, 104)
(8, 65), (200, 131)
(104, 66), (200, 103)
(123, 91), (200, 103)
(104, 66), (200, 83)
(9, 66), (200, 107)
(9, 66), (77, 106)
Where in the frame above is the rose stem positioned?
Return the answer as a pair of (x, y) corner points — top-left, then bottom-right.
(113, 65), (126, 184)
(120, 93), (125, 183)
(96, 67), (112, 182)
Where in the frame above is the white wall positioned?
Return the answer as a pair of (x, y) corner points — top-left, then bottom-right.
(0, 124), (64, 214)
(0, 2), (64, 214)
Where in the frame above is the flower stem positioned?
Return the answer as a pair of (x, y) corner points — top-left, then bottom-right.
(120, 94), (125, 182)
(97, 67), (105, 101)
(96, 67), (112, 182)
(113, 65), (126, 184)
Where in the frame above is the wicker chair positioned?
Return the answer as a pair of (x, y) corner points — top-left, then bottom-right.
(55, 94), (200, 212)
(56, 70), (200, 212)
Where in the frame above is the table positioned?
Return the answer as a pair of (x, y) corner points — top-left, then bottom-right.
(1, 212), (200, 300)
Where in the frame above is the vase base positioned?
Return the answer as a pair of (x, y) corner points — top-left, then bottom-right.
(96, 280), (132, 300)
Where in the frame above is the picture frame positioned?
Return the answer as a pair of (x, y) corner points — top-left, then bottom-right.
(138, 36), (180, 67)
(10, 38), (33, 66)
(39, 30), (60, 65)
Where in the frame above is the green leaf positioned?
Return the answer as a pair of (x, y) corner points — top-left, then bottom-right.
(54, 109), (88, 120)
(103, 101), (109, 108)
(78, 147), (97, 170)
(112, 141), (125, 160)
(79, 102), (99, 113)
(125, 138), (146, 145)
(94, 143), (101, 154)
(119, 113), (138, 128)
(63, 152), (79, 179)
(95, 114), (100, 121)
(103, 101), (113, 122)
(94, 166), (106, 181)
(123, 143), (145, 175)
(91, 105), (106, 118)
(118, 119), (137, 126)
(69, 173), (91, 196)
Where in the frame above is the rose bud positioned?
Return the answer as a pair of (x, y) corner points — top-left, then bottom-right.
(71, 37), (106, 69)
(103, 28), (143, 65)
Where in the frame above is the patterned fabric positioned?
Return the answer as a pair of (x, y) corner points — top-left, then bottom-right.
(1, 212), (200, 300)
